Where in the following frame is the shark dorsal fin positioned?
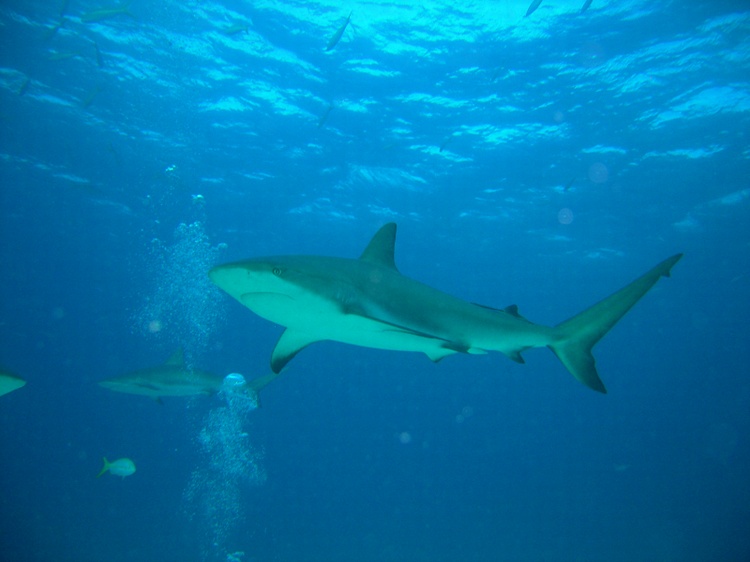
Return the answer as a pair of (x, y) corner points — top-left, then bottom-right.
(164, 348), (184, 366)
(359, 223), (398, 270)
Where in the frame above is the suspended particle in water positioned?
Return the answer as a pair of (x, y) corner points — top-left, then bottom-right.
(398, 432), (412, 444)
(148, 319), (163, 333)
(588, 162), (609, 184)
(557, 208), (574, 225)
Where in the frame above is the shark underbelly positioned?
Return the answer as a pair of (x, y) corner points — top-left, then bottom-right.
(241, 289), (552, 359)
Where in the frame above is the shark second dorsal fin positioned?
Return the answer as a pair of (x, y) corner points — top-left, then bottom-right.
(164, 348), (184, 366)
(359, 223), (398, 270)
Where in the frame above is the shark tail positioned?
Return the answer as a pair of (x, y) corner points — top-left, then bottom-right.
(548, 254), (682, 393)
(96, 457), (110, 478)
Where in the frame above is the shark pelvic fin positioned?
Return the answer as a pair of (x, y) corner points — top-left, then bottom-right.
(359, 223), (398, 270)
(164, 348), (184, 366)
(271, 329), (320, 373)
(549, 254), (683, 393)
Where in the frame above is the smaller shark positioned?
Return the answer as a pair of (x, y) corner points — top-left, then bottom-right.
(98, 349), (277, 402)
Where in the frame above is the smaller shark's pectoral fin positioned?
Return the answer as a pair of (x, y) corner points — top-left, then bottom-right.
(271, 329), (320, 373)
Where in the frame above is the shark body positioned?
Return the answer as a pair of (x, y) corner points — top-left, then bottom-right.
(209, 223), (681, 393)
(98, 349), (277, 401)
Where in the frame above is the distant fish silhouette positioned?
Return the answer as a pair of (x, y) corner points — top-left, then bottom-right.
(82, 85), (103, 108)
(93, 41), (104, 67)
(221, 22), (250, 36)
(81, 4), (136, 23)
(439, 135), (454, 153)
(580, 0), (594, 14)
(17, 77), (30, 96)
(525, 0), (543, 17)
(317, 104), (334, 128)
(48, 50), (82, 61)
(326, 11), (352, 51)
(43, 18), (66, 40)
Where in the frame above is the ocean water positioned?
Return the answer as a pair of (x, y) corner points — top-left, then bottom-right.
(1, 0), (749, 561)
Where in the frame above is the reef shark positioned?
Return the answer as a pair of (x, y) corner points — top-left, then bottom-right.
(98, 348), (278, 401)
(209, 223), (681, 393)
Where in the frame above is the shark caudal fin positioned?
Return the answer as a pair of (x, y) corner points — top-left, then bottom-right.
(549, 254), (683, 393)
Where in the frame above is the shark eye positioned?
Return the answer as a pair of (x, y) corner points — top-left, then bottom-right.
(272, 267), (283, 277)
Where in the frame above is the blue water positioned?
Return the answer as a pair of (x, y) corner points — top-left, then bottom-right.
(1, 0), (749, 560)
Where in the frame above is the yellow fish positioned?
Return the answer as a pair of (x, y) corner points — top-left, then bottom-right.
(97, 457), (136, 478)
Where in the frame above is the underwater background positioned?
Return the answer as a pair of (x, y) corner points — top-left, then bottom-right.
(1, 0), (749, 560)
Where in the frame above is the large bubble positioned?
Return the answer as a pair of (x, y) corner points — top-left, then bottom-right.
(132, 221), (226, 364)
(183, 380), (266, 561)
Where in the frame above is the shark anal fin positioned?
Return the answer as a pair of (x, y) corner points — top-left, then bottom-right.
(425, 347), (459, 363)
(271, 329), (320, 373)
(508, 351), (525, 364)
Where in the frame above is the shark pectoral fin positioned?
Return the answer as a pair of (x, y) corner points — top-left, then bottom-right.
(271, 329), (320, 373)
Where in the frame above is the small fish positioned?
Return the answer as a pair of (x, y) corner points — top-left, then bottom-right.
(48, 50), (82, 61)
(17, 77), (31, 96)
(525, 0), (543, 17)
(93, 41), (104, 67)
(0, 368), (26, 397)
(439, 135), (454, 153)
(580, 0), (594, 14)
(81, 4), (136, 23)
(325, 11), (352, 51)
(317, 104), (334, 128)
(97, 457), (136, 478)
(82, 86), (103, 108)
(221, 22), (249, 36)
(564, 177), (576, 191)
(43, 18), (66, 41)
